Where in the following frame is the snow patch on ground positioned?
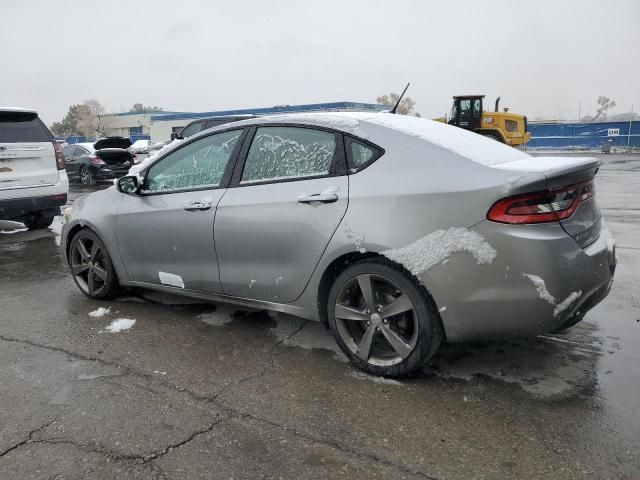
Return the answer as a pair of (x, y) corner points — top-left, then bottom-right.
(349, 371), (403, 386)
(198, 309), (235, 327)
(382, 227), (497, 278)
(523, 274), (582, 317)
(88, 307), (111, 318)
(104, 318), (136, 333)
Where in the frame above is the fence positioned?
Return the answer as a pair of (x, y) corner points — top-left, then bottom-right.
(527, 120), (640, 150)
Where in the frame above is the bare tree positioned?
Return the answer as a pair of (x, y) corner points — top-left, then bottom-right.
(376, 93), (421, 116)
(76, 99), (111, 138)
(582, 96), (616, 123)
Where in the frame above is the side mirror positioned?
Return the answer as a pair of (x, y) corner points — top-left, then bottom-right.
(117, 175), (139, 194)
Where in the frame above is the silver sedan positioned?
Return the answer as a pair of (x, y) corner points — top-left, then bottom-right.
(61, 113), (616, 376)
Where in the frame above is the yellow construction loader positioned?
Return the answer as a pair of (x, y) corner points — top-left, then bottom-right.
(434, 95), (530, 147)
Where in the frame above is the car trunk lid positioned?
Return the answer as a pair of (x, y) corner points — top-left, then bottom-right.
(0, 111), (58, 190)
(492, 156), (602, 248)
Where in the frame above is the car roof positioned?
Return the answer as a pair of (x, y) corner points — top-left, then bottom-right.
(217, 112), (529, 166)
(0, 107), (38, 114)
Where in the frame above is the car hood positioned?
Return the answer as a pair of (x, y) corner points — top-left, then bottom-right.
(94, 137), (132, 150)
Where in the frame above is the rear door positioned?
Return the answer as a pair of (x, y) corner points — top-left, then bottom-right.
(115, 128), (246, 292)
(215, 125), (349, 303)
(0, 111), (57, 191)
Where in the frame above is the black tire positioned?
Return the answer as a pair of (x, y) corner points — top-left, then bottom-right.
(79, 166), (96, 186)
(327, 258), (443, 377)
(553, 312), (585, 333)
(23, 214), (54, 230)
(481, 132), (504, 142)
(68, 229), (118, 299)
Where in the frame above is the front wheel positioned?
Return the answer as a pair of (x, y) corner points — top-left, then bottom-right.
(481, 132), (503, 142)
(327, 258), (443, 377)
(69, 229), (118, 299)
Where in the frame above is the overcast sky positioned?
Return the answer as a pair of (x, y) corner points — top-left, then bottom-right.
(2, 0), (638, 125)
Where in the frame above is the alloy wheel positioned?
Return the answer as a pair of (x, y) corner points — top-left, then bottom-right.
(70, 236), (109, 296)
(80, 167), (92, 185)
(334, 274), (419, 367)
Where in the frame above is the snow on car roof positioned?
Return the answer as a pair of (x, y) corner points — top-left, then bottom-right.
(0, 107), (38, 114)
(247, 112), (529, 166)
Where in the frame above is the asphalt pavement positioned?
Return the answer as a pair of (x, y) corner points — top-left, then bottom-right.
(0, 153), (638, 479)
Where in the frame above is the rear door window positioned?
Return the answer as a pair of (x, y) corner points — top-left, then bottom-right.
(240, 126), (336, 183)
(0, 111), (52, 143)
(180, 121), (205, 138)
(62, 145), (76, 157)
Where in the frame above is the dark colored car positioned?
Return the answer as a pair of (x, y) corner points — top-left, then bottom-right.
(63, 137), (134, 186)
(172, 115), (257, 140)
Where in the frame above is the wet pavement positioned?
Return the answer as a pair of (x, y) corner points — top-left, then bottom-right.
(1, 154), (639, 479)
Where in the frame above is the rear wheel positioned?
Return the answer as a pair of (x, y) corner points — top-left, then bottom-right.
(79, 166), (96, 186)
(23, 213), (54, 230)
(481, 132), (503, 142)
(69, 229), (118, 299)
(553, 312), (585, 333)
(327, 259), (443, 377)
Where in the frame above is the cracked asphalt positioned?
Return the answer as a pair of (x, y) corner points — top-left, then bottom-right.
(1, 153), (639, 479)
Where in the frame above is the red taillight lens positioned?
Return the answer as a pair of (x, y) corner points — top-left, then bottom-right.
(487, 180), (594, 224)
(90, 155), (105, 166)
(53, 142), (65, 170)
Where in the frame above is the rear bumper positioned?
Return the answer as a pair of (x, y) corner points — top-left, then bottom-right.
(92, 165), (130, 180)
(0, 192), (67, 220)
(426, 219), (616, 342)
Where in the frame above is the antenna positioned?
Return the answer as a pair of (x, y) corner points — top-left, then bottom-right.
(389, 83), (410, 114)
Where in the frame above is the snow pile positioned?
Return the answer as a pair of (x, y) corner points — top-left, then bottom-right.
(88, 307), (111, 318)
(522, 274), (582, 317)
(358, 113), (528, 166)
(382, 227), (497, 278)
(104, 318), (136, 333)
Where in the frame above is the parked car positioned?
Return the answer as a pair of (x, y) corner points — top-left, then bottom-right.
(173, 115), (257, 139)
(61, 112), (616, 377)
(63, 137), (134, 186)
(129, 139), (151, 154)
(0, 107), (68, 229)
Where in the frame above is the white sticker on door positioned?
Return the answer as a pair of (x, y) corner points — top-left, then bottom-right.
(158, 271), (185, 288)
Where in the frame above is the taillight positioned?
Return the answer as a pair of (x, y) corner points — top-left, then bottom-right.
(90, 155), (105, 166)
(53, 142), (65, 170)
(487, 180), (594, 224)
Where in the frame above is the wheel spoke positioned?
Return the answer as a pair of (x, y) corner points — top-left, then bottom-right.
(76, 240), (91, 261)
(356, 324), (377, 361)
(382, 294), (414, 319)
(357, 274), (376, 310)
(87, 270), (96, 294)
(335, 304), (369, 321)
(380, 325), (413, 358)
(90, 242), (100, 260)
(71, 264), (89, 276)
(93, 265), (107, 281)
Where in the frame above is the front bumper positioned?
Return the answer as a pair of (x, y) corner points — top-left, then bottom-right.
(425, 219), (616, 342)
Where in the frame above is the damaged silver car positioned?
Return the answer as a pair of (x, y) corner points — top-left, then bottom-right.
(61, 113), (616, 376)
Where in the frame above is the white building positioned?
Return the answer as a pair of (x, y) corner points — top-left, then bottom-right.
(102, 102), (388, 143)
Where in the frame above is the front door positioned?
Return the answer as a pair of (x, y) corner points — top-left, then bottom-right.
(215, 125), (349, 303)
(115, 129), (244, 293)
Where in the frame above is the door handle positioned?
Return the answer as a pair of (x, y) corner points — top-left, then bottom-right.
(297, 193), (339, 204)
(183, 200), (212, 211)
